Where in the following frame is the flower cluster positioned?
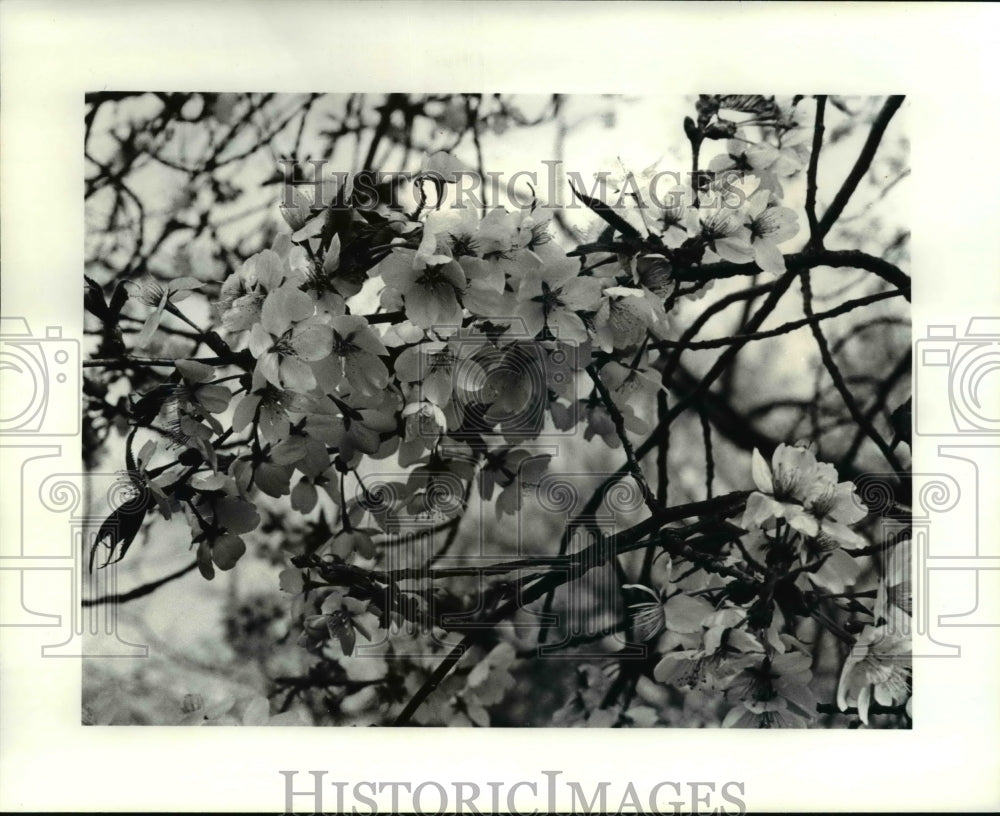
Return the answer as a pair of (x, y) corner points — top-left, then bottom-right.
(106, 93), (910, 729)
(743, 444), (868, 550)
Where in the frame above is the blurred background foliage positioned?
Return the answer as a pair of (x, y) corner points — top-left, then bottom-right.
(83, 93), (909, 727)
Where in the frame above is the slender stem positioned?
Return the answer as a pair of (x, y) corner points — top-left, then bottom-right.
(805, 95), (827, 246)
(800, 268), (903, 471)
(651, 289), (904, 351)
(82, 561), (198, 606)
(393, 637), (468, 726)
(586, 364), (660, 515)
(814, 95), (905, 242)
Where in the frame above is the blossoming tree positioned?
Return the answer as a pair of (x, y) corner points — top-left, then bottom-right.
(83, 93), (911, 727)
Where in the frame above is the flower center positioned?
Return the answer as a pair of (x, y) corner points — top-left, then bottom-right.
(526, 221), (552, 250)
(808, 484), (837, 517)
(417, 264), (454, 288)
(700, 210), (737, 240)
(272, 335), (296, 356)
(533, 281), (564, 315)
(750, 208), (782, 240)
(137, 281), (167, 307)
(771, 462), (801, 500)
(449, 233), (480, 258)
(332, 331), (357, 356)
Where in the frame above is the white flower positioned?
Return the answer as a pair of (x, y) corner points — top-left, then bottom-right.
(742, 445), (868, 549)
(723, 651), (817, 728)
(515, 250), (604, 342)
(743, 188), (799, 275)
(837, 623), (911, 724)
(247, 284), (333, 392)
(128, 276), (202, 347)
(379, 230), (467, 329)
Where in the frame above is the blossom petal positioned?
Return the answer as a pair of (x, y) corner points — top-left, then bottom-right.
(752, 239), (786, 275)
(291, 323), (334, 361)
(751, 448), (774, 493)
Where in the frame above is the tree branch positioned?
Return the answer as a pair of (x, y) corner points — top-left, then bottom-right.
(673, 248), (910, 302)
(815, 95), (905, 242)
(800, 268), (903, 472)
(586, 364), (661, 515)
(805, 95), (827, 246)
(82, 561), (198, 606)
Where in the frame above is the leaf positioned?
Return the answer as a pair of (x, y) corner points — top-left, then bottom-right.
(89, 483), (152, 571)
(84, 276), (111, 321)
(890, 397), (911, 448)
(108, 281), (130, 319)
(196, 540), (215, 580)
(336, 625), (357, 657)
(215, 496), (260, 535)
(211, 534), (246, 571)
(321, 198), (354, 257)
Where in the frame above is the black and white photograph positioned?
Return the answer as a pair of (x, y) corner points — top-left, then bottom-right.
(80, 91), (913, 730)
(2, 3), (999, 813)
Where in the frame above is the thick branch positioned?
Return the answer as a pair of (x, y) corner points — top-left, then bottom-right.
(674, 249), (910, 302)
(651, 289), (904, 351)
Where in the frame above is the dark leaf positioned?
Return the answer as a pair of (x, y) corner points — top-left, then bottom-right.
(89, 487), (153, 571)
(890, 397), (912, 449)
(84, 276), (110, 321)
(108, 282), (130, 320)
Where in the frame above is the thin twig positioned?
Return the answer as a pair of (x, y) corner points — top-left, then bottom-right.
(651, 289), (904, 351)
(814, 95), (905, 242)
(586, 364), (660, 515)
(393, 637), (468, 726)
(800, 268), (903, 471)
(672, 249), (910, 302)
(82, 561), (198, 606)
(805, 95), (827, 246)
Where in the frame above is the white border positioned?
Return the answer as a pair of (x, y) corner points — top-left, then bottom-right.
(2, 1), (999, 812)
